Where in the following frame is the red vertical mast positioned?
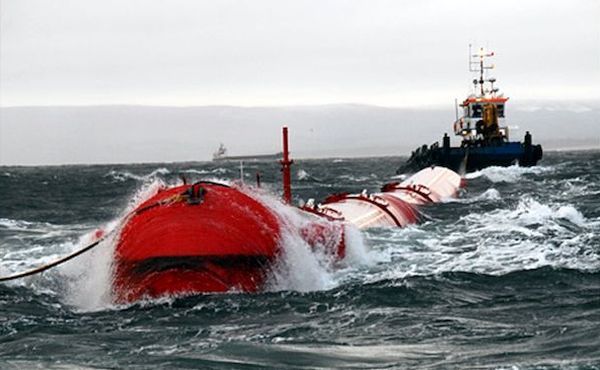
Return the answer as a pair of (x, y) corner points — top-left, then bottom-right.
(280, 126), (293, 204)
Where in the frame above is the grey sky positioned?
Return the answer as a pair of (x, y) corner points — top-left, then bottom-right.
(1, 0), (599, 165)
(1, 0), (599, 107)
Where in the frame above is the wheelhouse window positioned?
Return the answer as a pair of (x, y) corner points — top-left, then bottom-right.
(497, 104), (505, 118)
(470, 104), (482, 118)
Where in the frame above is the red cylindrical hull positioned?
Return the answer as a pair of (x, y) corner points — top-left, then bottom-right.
(304, 166), (462, 229)
(112, 166), (461, 302)
(113, 182), (346, 302)
(113, 183), (282, 302)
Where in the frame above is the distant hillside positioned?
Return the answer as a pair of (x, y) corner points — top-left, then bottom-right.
(1, 101), (598, 165)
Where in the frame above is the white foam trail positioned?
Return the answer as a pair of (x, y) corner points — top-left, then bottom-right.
(443, 188), (501, 204)
(246, 187), (373, 293)
(105, 167), (170, 182)
(182, 168), (229, 176)
(337, 174), (377, 182)
(60, 179), (173, 311)
(180, 169), (210, 175)
(0, 218), (87, 234)
(0, 217), (96, 277)
(124, 179), (166, 211)
(465, 165), (553, 183)
(559, 178), (600, 198)
(342, 225), (374, 266)
(267, 231), (338, 292)
(0, 179), (173, 311)
(390, 174), (408, 180)
(364, 196), (600, 284)
(297, 169), (310, 180)
(59, 223), (119, 311)
(211, 168), (228, 175)
(59, 179), (183, 311)
(492, 197), (587, 228)
(196, 177), (232, 186)
(252, 190), (339, 292)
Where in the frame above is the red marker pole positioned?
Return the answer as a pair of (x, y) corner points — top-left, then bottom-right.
(280, 126), (293, 204)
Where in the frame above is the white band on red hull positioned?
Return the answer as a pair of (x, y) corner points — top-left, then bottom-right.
(304, 166), (462, 229)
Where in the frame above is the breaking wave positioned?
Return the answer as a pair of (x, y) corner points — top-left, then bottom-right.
(364, 196), (599, 285)
(0, 179), (173, 311)
(105, 168), (171, 182)
(337, 174), (378, 182)
(297, 169), (310, 181)
(443, 187), (501, 203)
(465, 164), (553, 183)
(182, 168), (229, 175)
(247, 186), (373, 293)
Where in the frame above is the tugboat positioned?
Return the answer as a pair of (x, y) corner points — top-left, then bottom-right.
(398, 46), (543, 174)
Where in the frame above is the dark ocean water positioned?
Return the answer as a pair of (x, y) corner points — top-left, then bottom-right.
(1, 151), (599, 369)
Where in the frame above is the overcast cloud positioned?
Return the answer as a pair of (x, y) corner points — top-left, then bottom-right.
(0, 1), (599, 165)
(1, 0), (599, 107)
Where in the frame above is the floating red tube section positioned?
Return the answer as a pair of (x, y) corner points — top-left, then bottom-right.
(304, 166), (462, 229)
(112, 182), (346, 302)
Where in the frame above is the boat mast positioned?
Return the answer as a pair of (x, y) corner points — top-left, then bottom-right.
(469, 44), (495, 96)
(454, 98), (459, 121)
(280, 126), (293, 204)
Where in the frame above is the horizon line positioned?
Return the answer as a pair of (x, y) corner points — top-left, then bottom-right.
(2, 97), (600, 110)
(2, 147), (599, 168)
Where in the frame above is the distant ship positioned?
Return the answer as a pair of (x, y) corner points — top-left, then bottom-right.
(398, 46), (542, 174)
(212, 143), (282, 162)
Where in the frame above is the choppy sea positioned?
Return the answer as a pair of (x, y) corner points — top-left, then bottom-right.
(1, 150), (599, 369)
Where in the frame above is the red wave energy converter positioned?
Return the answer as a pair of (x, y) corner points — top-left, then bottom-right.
(112, 127), (462, 302)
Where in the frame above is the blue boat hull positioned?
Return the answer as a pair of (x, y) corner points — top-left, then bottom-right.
(399, 141), (543, 174)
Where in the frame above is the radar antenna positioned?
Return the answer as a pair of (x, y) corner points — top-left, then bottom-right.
(469, 44), (495, 96)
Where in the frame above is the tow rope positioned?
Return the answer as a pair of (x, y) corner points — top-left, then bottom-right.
(0, 182), (218, 283)
(0, 230), (114, 283)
